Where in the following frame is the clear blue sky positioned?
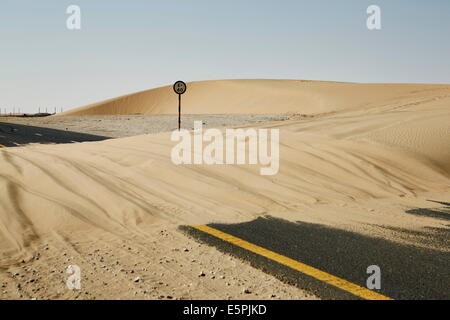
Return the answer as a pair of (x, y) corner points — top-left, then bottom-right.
(1, 0), (449, 113)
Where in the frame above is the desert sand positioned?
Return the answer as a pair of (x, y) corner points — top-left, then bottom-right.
(58, 79), (450, 116)
(0, 114), (294, 138)
(1, 80), (449, 299)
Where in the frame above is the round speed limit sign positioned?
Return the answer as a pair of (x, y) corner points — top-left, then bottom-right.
(173, 81), (187, 95)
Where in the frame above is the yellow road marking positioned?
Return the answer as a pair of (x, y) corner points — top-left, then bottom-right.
(191, 225), (393, 300)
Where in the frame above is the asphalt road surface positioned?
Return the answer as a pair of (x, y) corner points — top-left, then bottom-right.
(182, 214), (449, 300)
(0, 122), (109, 147)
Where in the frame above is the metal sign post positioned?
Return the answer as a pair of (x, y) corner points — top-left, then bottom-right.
(173, 81), (187, 131)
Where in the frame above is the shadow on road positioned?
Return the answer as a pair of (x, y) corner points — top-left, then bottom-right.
(181, 216), (449, 300)
(0, 122), (109, 147)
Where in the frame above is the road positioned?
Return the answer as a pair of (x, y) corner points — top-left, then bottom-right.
(0, 121), (109, 147)
(182, 214), (449, 300)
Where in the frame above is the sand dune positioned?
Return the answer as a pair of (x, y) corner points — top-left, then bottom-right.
(3, 81), (450, 257)
(1, 80), (449, 299)
(59, 79), (450, 116)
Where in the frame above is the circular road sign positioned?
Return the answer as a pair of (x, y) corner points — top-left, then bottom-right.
(173, 81), (187, 95)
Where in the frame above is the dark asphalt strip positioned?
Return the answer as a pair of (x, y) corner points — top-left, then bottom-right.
(180, 216), (449, 300)
(0, 122), (109, 147)
(180, 225), (359, 300)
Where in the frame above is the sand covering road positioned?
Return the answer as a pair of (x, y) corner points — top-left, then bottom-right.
(1, 80), (449, 299)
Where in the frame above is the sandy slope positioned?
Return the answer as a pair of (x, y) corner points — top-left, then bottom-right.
(59, 79), (450, 116)
(1, 80), (450, 299)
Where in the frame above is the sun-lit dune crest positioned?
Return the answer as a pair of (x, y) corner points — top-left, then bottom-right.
(59, 79), (450, 116)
